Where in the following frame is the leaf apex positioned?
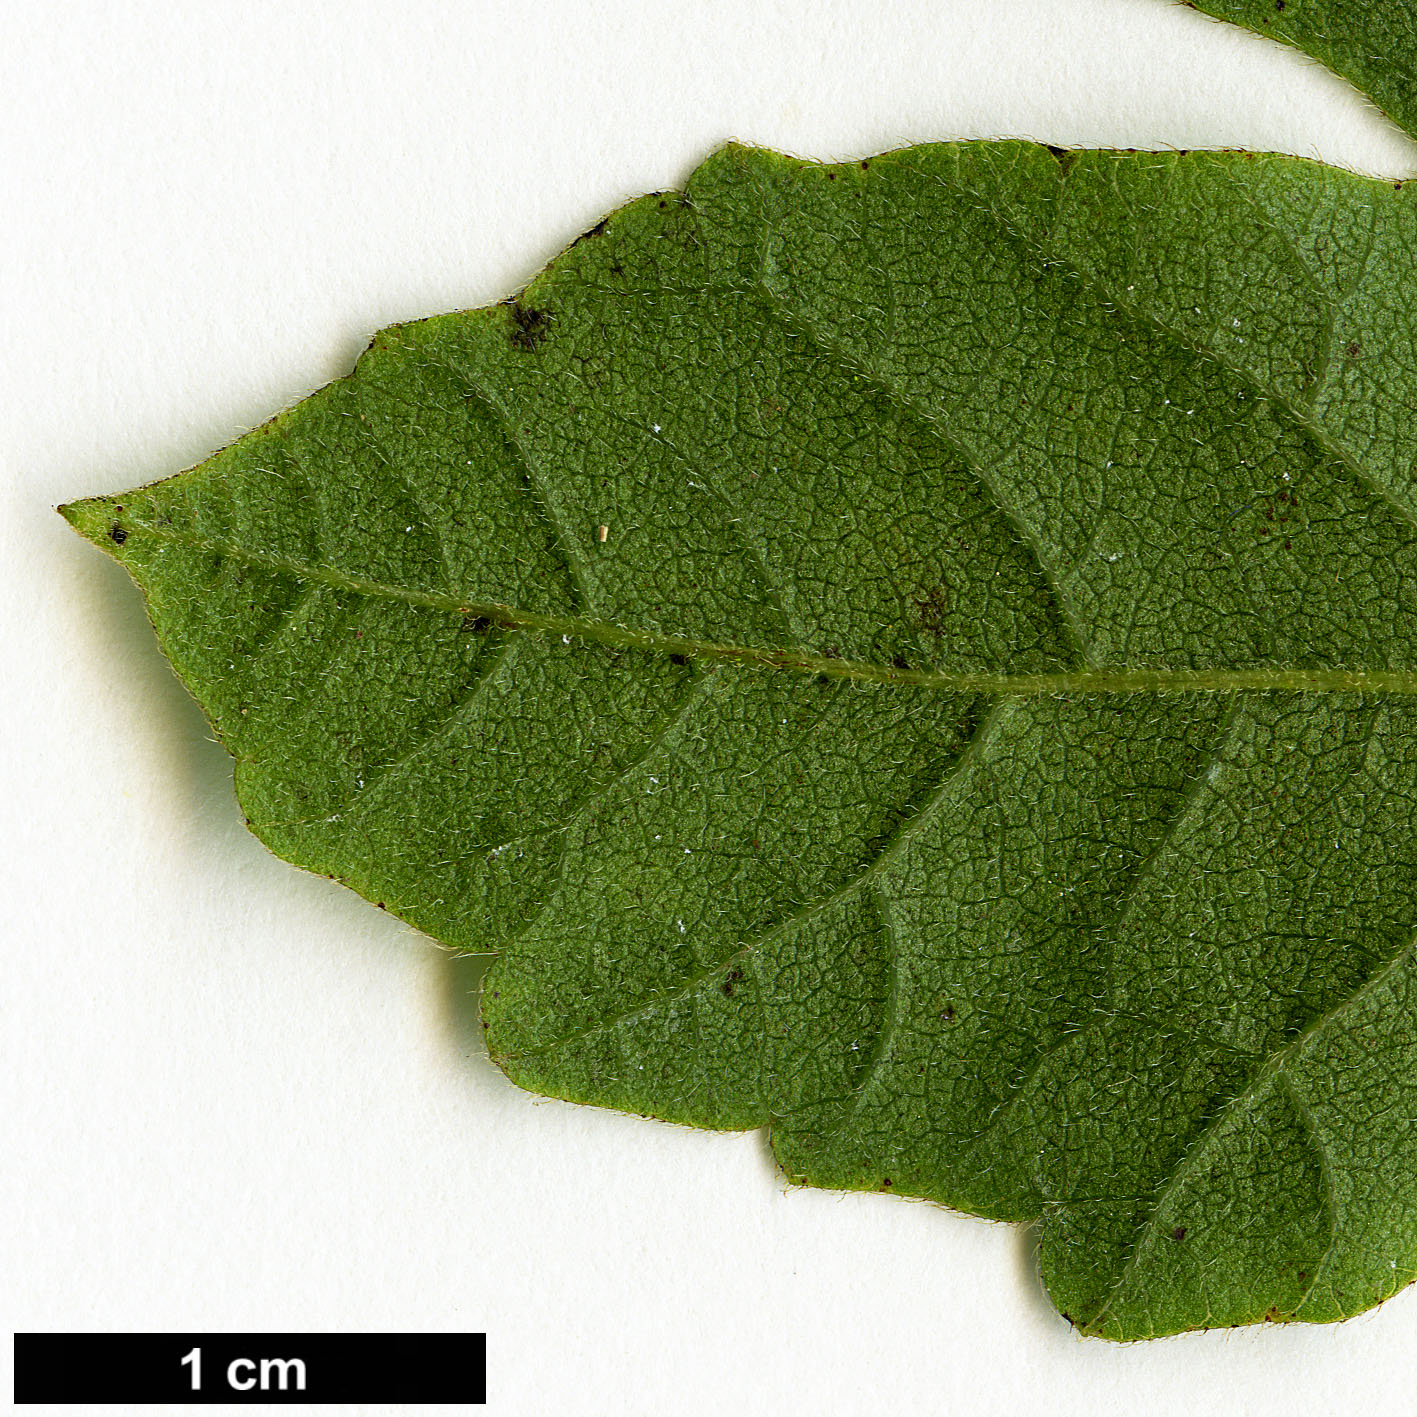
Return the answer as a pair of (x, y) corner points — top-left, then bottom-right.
(58, 495), (131, 554)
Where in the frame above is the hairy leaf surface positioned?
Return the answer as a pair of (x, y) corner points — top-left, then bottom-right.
(62, 23), (1417, 1342)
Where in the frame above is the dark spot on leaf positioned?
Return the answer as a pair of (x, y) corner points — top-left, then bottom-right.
(1172, 1226), (1187, 1241)
(507, 301), (552, 351)
(940, 1005), (956, 1022)
(571, 216), (610, 248)
(722, 966), (745, 998)
(1346, 341), (1362, 358)
(891, 654), (910, 670)
(881, 1177), (893, 1187)
(914, 583), (953, 636)
(108, 524), (127, 544)
(669, 652), (689, 666)
(462, 614), (493, 634)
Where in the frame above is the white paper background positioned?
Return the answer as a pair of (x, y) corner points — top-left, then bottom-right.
(4, 2), (1417, 1413)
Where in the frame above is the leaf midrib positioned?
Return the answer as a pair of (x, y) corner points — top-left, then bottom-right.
(111, 519), (1417, 694)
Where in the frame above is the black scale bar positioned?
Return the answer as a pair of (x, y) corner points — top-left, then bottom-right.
(14, 1333), (486, 1405)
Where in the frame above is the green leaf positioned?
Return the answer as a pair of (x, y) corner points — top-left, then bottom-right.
(61, 69), (1417, 1346)
(1189, 0), (1417, 143)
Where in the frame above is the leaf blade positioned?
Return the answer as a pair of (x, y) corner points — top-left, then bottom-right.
(61, 138), (1417, 1339)
(1189, 0), (1417, 145)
